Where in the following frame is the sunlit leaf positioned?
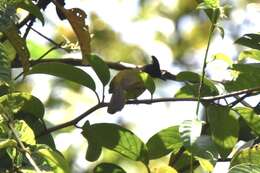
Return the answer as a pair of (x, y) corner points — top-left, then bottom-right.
(94, 163), (127, 173)
(55, 5), (91, 64)
(146, 126), (183, 159)
(229, 163), (260, 173)
(17, 0), (44, 25)
(88, 54), (110, 86)
(139, 72), (156, 95)
(207, 104), (239, 158)
(155, 165), (178, 173)
(28, 62), (96, 91)
(3, 24), (30, 74)
(82, 123), (148, 164)
(239, 50), (260, 61)
(179, 120), (203, 148)
(231, 144), (260, 167)
(235, 33), (260, 50)
(0, 138), (17, 149)
(36, 146), (70, 173)
(213, 53), (233, 66)
(14, 120), (35, 145)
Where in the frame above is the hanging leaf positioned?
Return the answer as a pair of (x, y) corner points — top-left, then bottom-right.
(229, 163), (260, 173)
(17, 0), (45, 25)
(235, 107), (260, 136)
(88, 55), (110, 86)
(54, 3), (91, 64)
(28, 62), (96, 91)
(13, 120), (35, 145)
(93, 163), (127, 173)
(207, 104), (239, 158)
(3, 24), (30, 74)
(146, 126), (183, 159)
(82, 123), (149, 164)
(235, 33), (260, 50)
(36, 146), (70, 173)
(139, 72), (156, 95)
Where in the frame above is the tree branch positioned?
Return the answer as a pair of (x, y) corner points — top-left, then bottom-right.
(37, 87), (260, 137)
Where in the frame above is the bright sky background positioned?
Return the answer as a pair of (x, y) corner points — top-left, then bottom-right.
(22, 1), (260, 172)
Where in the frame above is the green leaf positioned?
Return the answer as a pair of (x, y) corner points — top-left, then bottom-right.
(235, 107), (260, 136)
(93, 163), (127, 173)
(239, 50), (260, 61)
(0, 138), (17, 149)
(85, 141), (102, 162)
(0, 44), (11, 83)
(139, 72), (156, 95)
(235, 33), (260, 50)
(231, 144), (260, 167)
(213, 53), (233, 66)
(17, 0), (44, 25)
(36, 147), (70, 173)
(179, 120), (203, 148)
(13, 120), (35, 145)
(146, 126), (183, 159)
(82, 123), (148, 164)
(28, 62), (96, 91)
(203, 0), (220, 9)
(88, 55), (110, 86)
(229, 163), (260, 173)
(207, 104), (239, 158)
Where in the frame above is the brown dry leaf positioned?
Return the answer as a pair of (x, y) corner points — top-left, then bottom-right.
(4, 24), (30, 74)
(55, 2), (91, 64)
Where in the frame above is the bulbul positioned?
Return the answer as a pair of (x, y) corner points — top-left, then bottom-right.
(142, 56), (161, 78)
(107, 69), (145, 114)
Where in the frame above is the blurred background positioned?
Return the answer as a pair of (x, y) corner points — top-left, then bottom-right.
(14, 0), (260, 172)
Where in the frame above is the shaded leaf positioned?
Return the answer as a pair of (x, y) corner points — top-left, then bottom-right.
(89, 54), (110, 86)
(229, 163), (260, 173)
(207, 104), (239, 158)
(235, 33), (260, 50)
(28, 62), (96, 91)
(3, 24), (30, 73)
(0, 45), (11, 82)
(55, 4), (91, 64)
(146, 126), (183, 159)
(82, 123), (148, 164)
(17, 0), (44, 25)
(235, 107), (260, 136)
(94, 163), (126, 173)
(85, 141), (102, 162)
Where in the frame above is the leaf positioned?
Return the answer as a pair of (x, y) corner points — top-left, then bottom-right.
(82, 123), (148, 164)
(3, 24), (30, 74)
(93, 163), (127, 173)
(235, 33), (260, 50)
(13, 120), (35, 145)
(85, 141), (102, 162)
(179, 120), (204, 151)
(17, 0), (44, 25)
(0, 139), (17, 149)
(139, 72), (156, 95)
(230, 144), (260, 167)
(216, 25), (225, 39)
(155, 165), (178, 173)
(28, 62), (96, 91)
(88, 55), (110, 86)
(0, 45), (11, 83)
(55, 4), (91, 64)
(203, 0), (220, 9)
(239, 50), (260, 61)
(213, 53), (233, 66)
(235, 107), (260, 136)
(207, 104), (239, 158)
(229, 163), (260, 173)
(36, 147), (70, 173)
(146, 126), (183, 159)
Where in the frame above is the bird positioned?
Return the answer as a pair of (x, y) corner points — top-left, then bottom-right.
(141, 56), (162, 78)
(107, 69), (146, 114)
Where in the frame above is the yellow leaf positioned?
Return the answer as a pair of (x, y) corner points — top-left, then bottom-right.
(55, 2), (91, 64)
(3, 24), (30, 74)
(154, 165), (178, 173)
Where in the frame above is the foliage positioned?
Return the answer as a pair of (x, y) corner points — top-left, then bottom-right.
(0, 0), (260, 173)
